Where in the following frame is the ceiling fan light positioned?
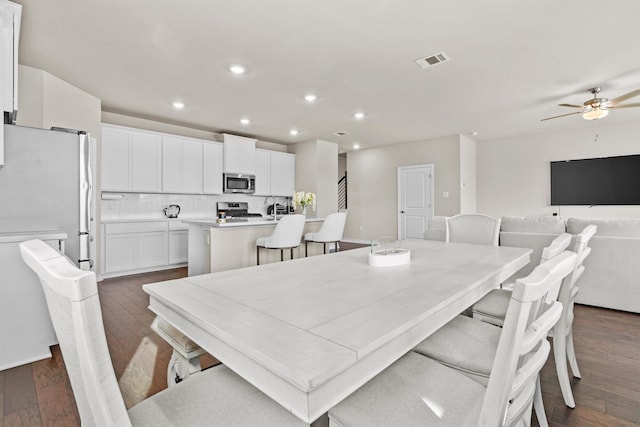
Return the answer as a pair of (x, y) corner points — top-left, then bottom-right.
(583, 108), (608, 120)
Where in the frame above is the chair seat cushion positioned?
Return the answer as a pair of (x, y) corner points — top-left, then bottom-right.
(472, 289), (511, 320)
(256, 237), (267, 247)
(128, 364), (306, 426)
(329, 352), (485, 427)
(412, 315), (501, 385)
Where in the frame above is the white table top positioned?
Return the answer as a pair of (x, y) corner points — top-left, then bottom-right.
(144, 239), (530, 422)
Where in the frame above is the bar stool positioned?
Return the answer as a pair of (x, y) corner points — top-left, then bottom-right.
(304, 212), (347, 256)
(256, 214), (306, 265)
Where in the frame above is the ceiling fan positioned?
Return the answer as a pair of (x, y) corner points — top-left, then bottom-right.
(541, 87), (640, 121)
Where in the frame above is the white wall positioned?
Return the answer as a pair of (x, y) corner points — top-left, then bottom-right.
(345, 135), (463, 240)
(288, 139), (338, 217)
(459, 134), (477, 213)
(477, 119), (640, 219)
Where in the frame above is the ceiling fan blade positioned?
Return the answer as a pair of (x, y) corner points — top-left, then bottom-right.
(541, 111), (583, 121)
(558, 103), (583, 108)
(609, 103), (640, 109)
(609, 89), (640, 105)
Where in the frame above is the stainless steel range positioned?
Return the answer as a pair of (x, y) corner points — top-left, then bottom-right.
(216, 202), (262, 222)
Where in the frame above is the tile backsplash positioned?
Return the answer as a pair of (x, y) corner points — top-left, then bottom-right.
(101, 192), (289, 220)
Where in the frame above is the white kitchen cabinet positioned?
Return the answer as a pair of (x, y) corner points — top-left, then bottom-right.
(270, 151), (295, 196)
(130, 131), (162, 192)
(162, 136), (203, 194)
(137, 231), (168, 267)
(104, 233), (137, 272)
(103, 221), (175, 276)
(101, 126), (130, 190)
(101, 125), (162, 192)
(0, 1), (21, 166)
(254, 149), (271, 195)
(169, 221), (188, 264)
(202, 141), (224, 194)
(223, 133), (256, 174)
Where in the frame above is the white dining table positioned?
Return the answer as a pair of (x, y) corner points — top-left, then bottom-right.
(143, 239), (531, 424)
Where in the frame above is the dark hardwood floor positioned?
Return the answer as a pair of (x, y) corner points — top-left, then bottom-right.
(1, 244), (638, 426)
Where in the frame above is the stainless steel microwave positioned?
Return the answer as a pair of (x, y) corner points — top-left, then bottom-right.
(223, 173), (255, 194)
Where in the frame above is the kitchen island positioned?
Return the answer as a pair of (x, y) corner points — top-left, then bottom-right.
(184, 217), (324, 276)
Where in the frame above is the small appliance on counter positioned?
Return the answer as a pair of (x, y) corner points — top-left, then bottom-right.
(216, 202), (262, 222)
(163, 204), (181, 218)
(267, 204), (293, 216)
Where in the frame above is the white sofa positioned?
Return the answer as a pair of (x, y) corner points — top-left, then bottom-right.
(423, 215), (640, 313)
(566, 218), (640, 313)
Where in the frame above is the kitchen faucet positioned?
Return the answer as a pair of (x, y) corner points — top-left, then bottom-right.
(265, 196), (277, 221)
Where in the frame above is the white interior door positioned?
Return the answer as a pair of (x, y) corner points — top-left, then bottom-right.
(398, 165), (433, 239)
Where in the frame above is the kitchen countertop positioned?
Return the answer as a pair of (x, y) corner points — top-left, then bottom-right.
(101, 217), (196, 224)
(183, 217), (324, 228)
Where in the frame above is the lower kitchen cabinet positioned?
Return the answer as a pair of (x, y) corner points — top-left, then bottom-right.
(102, 221), (184, 277)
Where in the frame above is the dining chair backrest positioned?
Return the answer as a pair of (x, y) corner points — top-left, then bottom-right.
(262, 214), (306, 248)
(540, 233), (572, 263)
(309, 212), (347, 242)
(479, 250), (576, 426)
(19, 239), (131, 426)
(558, 224), (597, 326)
(446, 214), (501, 246)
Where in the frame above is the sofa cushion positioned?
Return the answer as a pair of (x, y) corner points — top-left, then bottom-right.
(567, 217), (640, 238)
(501, 215), (566, 234)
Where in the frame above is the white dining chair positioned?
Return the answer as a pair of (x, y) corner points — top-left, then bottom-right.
(328, 251), (575, 427)
(256, 214), (306, 265)
(446, 213), (501, 246)
(304, 212), (347, 256)
(19, 239), (307, 427)
(471, 225), (596, 409)
(472, 232), (572, 326)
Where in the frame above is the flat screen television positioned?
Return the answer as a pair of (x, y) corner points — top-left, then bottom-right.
(550, 154), (640, 206)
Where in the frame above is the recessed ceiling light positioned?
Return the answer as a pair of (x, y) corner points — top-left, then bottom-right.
(230, 64), (246, 74)
(353, 143), (360, 150)
(304, 94), (317, 102)
(172, 101), (185, 109)
(240, 118), (250, 125)
(289, 129), (299, 136)
(471, 131), (479, 136)
(354, 112), (365, 120)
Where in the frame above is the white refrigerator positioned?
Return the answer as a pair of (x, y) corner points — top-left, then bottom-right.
(0, 124), (94, 369)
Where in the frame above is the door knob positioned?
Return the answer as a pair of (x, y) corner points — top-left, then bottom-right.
(400, 210), (405, 214)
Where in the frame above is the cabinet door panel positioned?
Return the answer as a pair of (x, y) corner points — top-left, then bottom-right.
(254, 149), (271, 195)
(105, 234), (137, 272)
(101, 127), (130, 190)
(138, 231), (168, 268)
(203, 142), (224, 194)
(169, 230), (188, 264)
(162, 136), (182, 193)
(271, 152), (295, 196)
(131, 132), (161, 192)
(182, 140), (203, 194)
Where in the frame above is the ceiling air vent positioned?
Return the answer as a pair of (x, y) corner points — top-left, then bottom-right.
(334, 131), (349, 136)
(415, 51), (450, 69)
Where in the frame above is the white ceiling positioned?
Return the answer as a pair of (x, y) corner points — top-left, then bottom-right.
(13, 0), (640, 151)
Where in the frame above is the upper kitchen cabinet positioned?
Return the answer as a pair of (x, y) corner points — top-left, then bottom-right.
(162, 136), (203, 194)
(254, 149), (295, 197)
(270, 151), (295, 196)
(202, 141), (224, 194)
(0, 1), (21, 166)
(223, 134), (256, 174)
(254, 149), (271, 196)
(101, 124), (162, 192)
